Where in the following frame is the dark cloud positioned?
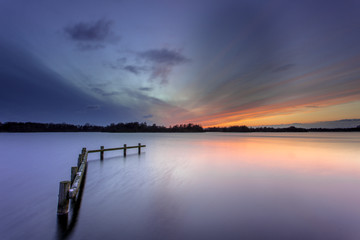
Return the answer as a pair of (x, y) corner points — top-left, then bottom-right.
(123, 65), (144, 75)
(139, 48), (190, 84)
(77, 43), (105, 51)
(143, 114), (153, 119)
(91, 87), (104, 95)
(139, 87), (152, 91)
(103, 58), (126, 70)
(65, 18), (115, 42)
(149, 65), (172, 84)
(64, 18), (120, 50)
(102, 91), (120, 96)
(90, 87), (120, 96)
(104, 49), (190, 82)
(139, 48), (190, 65)
(104, 58), (147, 75)
(272, 64), (295, 73)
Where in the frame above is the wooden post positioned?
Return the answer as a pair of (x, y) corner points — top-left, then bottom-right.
(77, 154), (82, 168)
(57, 181), (71, 215)
(82, 148), (86, 156)
(138, 143), (141, 155)
(100, 146), (104, 160)
(71, 166), (78, 183)
(124, 144), (127, 157)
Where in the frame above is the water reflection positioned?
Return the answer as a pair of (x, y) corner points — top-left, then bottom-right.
(1, 133), (359, 240)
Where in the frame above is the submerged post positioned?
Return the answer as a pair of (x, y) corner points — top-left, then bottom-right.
(100, 146), (104, 160)
(138, 143), (141, 155)
(57, 181), (71, 215)
(124, 144), (127, 157)
(71, 167), (78, 183)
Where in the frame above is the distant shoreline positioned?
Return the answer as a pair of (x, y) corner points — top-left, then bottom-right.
(0, 122), (359, 133)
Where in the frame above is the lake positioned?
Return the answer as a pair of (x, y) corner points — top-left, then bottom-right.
(1, 132), (360, 240)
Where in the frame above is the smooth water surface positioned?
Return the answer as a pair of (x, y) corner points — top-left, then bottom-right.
(1, 132), (360, 240)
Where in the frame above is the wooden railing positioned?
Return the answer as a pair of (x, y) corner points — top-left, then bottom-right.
(57, 143), (146, 215)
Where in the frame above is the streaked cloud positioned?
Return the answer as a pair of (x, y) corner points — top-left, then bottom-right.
(272, 64), (295, 73)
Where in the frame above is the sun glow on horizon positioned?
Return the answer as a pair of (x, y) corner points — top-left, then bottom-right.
(192, 100), (360, 128)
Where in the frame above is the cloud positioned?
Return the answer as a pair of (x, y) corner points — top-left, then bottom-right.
(143, 114), (153, 119)
(123, 65), (146, 75)
(64, 18), (120, 50)
(104, 49), (190, 83)
(121, 88), (192, 125)
(139, 87), (152, 91)
(103, 58), (147, 75)
(138, 48), (190, 84)
(86, 105), (100, 110)
(139, 48), (190, 65)
(77, 43), (105, 51)
(90, 87), (120, 96)
(149, 65), (172, 84)
(103, 58), (126, 69)
(272, 64), (295, 73)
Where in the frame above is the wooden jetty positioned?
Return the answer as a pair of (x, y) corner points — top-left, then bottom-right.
(57, 143), (146, 215)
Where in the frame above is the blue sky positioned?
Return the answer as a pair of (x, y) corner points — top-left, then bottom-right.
(1, 0), (360, 127)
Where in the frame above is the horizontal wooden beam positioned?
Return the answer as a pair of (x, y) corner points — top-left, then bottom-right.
(88, 145), (146, 153)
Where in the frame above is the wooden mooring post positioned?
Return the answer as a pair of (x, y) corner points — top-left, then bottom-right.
(57, 144), (146, 215)
(100, 146), (104, 160)
(77, 154), (82, 168)
(57, 181), (71, 215)
(71, 167), (78, 183)
(57, 147), (88, 215)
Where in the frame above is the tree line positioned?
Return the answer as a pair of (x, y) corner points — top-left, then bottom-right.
(0, 122), (359, 133)
(0, 122), (204, 132)
(207, 125), (360, 132)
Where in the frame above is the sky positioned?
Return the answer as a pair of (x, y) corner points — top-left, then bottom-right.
(0, 0), (360, 127)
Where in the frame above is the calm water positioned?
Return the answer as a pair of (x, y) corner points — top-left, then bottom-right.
(1, 132), (360, 240)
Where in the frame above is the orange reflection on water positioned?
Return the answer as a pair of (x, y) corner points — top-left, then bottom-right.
(190, 133), (360, 178)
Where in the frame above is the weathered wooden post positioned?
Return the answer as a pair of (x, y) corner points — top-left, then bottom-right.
(124, 144), (127, 157)
(77, 154), (82, 168)
(57, 181), (71, 215)
(82, 148), (86, 156)
(100, 146), (104, 160)
(138, 143), (141, 155)
(71, 166), (78, 183)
